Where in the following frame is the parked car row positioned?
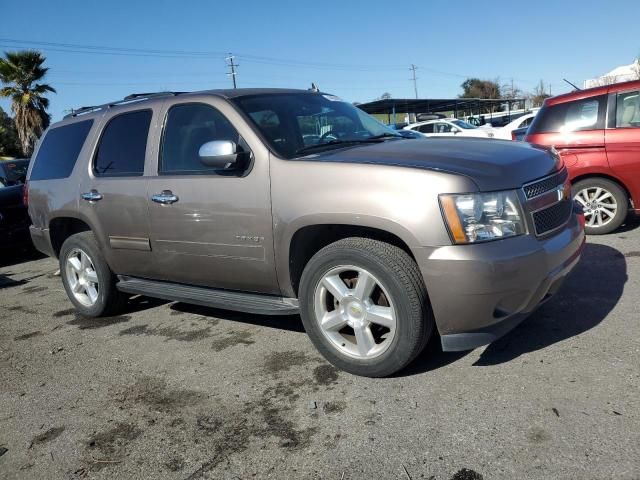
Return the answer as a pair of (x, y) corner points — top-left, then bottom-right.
(403, 118), (496, 138)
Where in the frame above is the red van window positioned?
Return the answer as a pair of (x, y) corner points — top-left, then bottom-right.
(529, 95), (607, 134)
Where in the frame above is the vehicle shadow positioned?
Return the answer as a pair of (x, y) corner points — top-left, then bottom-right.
(169, 302), (305, 333)
(0, 247), (45, 268)
(473, 242), (626, 366)
(400, 242), (626, 375)
(616, 215), (640, 234)
(395, 333), (472, 377)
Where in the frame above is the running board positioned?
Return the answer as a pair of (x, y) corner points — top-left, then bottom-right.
(116, 276), (299, 316)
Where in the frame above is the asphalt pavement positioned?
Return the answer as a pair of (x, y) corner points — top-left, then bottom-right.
(1, 222), (639, 479)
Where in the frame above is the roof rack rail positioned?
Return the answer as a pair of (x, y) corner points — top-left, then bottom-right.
(64, 91), (184, 119)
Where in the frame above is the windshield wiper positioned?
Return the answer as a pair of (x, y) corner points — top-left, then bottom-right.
(367, 132), (403, 139)
(295, 139), (384, 156)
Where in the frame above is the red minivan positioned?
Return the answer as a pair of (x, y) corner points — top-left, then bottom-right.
(526, 80), (640, 234)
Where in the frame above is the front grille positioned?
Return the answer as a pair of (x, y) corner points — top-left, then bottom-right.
(532, 200), (572, 236)
(523, 169), (568, 199)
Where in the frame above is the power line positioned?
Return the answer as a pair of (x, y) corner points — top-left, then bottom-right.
(226, 53), (238, 89)
(0, 37), (544, 88)
(410, 64), (418, 99)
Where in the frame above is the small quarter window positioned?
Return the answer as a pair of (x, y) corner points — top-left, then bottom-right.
(94, 110), (151, 177)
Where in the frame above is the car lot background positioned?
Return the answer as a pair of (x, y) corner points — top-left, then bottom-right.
(1, 223), (639, 480)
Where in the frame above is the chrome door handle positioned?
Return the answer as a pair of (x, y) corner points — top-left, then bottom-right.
(81, 190), (103, 202)
(151, 190), (179, 205)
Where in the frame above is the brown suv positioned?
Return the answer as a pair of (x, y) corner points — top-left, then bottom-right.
(26, 89), (585, 377)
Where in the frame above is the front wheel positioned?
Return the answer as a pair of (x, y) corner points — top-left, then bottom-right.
(573, 178), (628, 235)
(299, 237), (434, 377)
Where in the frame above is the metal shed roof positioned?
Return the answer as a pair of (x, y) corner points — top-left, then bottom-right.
(357, 97), (525, 115)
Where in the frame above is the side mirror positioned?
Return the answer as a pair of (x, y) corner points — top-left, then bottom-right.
(198, 140), (238, 168)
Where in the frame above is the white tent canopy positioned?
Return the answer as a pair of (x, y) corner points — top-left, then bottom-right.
(584, 59), (640, 88)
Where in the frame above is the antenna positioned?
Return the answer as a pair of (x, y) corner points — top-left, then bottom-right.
(563, 78), (581, 91)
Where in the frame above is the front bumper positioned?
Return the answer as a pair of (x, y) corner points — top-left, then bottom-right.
(415, 209), (585, 352)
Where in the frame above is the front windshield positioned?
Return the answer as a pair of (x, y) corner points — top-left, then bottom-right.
(450, 119), (476, 129)
(232, 93), (398, 158)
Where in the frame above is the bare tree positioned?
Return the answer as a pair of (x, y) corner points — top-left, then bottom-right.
(632, 56), (640, 80)
(530, 80), (551, 108)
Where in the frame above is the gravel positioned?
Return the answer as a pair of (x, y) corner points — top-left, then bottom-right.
(1, 223), (639, 479)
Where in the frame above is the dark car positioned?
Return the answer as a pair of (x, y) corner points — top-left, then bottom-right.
(0, 159), (29, 186)
(394, 129), (426, 139)
(511, 126), (529, 141)
(0, 159), (32, 249)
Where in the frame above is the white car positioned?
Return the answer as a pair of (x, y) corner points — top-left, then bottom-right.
(494, 113), (536, 140)
(404, 119), (495, 138)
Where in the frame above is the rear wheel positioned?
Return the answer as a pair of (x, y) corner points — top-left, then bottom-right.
(573, 178), (628, 235)
(299, 237), (433, 377)
(59, 231), (127, 317)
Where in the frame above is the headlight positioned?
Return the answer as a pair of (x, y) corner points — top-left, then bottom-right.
(439, 190), (526, 244)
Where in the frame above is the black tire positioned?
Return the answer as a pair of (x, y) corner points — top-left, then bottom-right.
(573, 178), (628, 235)
(59, 231), (127, 317)
(298, 237), (434, 377)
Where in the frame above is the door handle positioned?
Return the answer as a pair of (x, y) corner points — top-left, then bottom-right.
(81, 190), (103, 202)
(151, 190), (179, 205)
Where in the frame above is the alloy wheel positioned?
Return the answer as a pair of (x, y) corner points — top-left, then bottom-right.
(574, 186), (618, 228)
(65, 248), (100, 307)
(314, 265), (397, 359)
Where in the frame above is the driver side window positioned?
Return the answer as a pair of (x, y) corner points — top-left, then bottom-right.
(160, 103), (241, 175)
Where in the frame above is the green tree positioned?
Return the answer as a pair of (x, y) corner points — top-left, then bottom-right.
(0, 106), (21, 157)
(0, 50), (55, 156)
(459, 78), (502, 99)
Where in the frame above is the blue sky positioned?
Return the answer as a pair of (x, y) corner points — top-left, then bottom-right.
(1, 0), (638, 121)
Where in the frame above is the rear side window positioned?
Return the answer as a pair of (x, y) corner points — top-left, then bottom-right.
(94, 110), (151, 177)
(529, 95), (606, 134)
(30, 120), (93, 181)
(521, 116), (534, 128)
(417, 124), (434, 133)
(616, 90), (640, 128)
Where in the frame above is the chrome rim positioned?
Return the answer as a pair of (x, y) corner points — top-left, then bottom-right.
(65, 248), (99, 307)
(574, 187), (618, 228)
(314, 265), (396, 359)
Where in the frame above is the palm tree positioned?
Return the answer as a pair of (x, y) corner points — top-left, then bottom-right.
(0, 50), (55, 156)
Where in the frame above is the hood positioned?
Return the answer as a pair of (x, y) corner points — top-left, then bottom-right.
(305, 137), (560, 191)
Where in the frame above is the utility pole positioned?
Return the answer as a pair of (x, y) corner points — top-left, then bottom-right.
(226, 53), (238, 89)
(410, 64), (418, 99)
